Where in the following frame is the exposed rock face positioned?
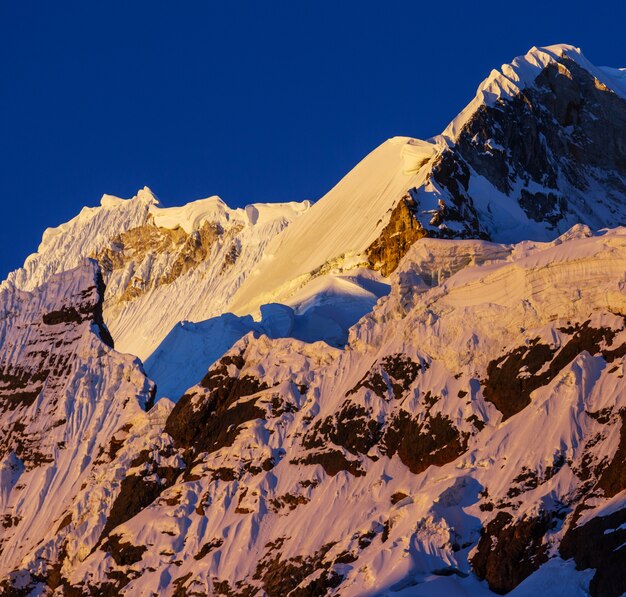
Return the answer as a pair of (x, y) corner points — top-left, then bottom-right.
(94, 220), (225, 304)
(0, 261), (116, 461)
(483, 322), (626, 420)
(595, 410), (626, 498)
(98, 442), (182, 540)
(346, 353), (425, 400)
(456, 58), (626, 207)
(450, 54), (626, 237)
(366, 194), (427, 276)
(164, 350), (269, 457)
(560, 507), (626, 597)
(421, 151), (486, 239)
(302, 400), (384, 456)
(381, 410), (469, 475)
(471, 511), (552, 594)
(365, 48), (626, 277)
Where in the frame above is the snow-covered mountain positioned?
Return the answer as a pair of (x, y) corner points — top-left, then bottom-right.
(1, 43), (626, 596)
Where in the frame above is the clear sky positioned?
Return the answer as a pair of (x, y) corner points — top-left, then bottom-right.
(1, 0), (625, 280)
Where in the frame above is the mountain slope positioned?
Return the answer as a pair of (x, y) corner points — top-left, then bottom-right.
(4, 227), (625, 595)
(0, 260), (160, 592)
(1, 42), (626, 596)
(438, 44), (626, 242)
(229, 136), (436, 313)
(103, 197), (312, 360)
(233, 44), (626, 315)
(3, 45), (626, 401)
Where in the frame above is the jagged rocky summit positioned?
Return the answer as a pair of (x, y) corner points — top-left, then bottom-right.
(1, 43), (626, 596)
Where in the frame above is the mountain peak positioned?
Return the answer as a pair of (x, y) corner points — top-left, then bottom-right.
(442, 43), (624, 141)
(100, 186), (160, 209)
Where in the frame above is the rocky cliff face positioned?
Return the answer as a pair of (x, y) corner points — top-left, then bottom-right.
(93, 221), (224, 304)
(448, 53), (626, 237)
(366, 193), (427, 275)
(367, 46), (626, 277)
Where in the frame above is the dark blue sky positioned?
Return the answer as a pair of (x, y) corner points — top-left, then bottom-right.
(2, 1), (625, 279)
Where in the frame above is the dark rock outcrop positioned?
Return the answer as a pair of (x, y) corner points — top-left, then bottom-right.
(560, 507), (626, 597)
(164, 351), (269, 456)
(472, 511), (553, 594)
(381, 411), (468, 475)
(484, 322), (623, 419)
(347, 354), (424, 401)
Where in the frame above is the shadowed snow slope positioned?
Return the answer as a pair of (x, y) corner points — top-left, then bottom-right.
(144, 270), (390, 401)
